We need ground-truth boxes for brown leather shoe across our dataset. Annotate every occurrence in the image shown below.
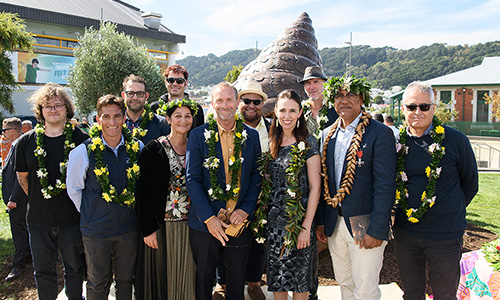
[247,284,265,300]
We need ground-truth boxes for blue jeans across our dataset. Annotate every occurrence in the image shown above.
[28,224,84,300]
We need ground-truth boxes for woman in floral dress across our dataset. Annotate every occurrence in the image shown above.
[136,99,198,300]
[265,90,321,300]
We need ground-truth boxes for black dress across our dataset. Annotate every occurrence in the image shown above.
[266,134,319,293]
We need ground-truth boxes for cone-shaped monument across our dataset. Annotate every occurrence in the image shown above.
[235,12,323,109]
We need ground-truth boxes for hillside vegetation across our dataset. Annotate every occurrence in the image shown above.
[178,41,500,89]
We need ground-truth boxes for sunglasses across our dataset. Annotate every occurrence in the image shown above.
[241,98,262,106]
[166,77,186,84]
[1,128,15,133]
[124,91,146,98]
[404,103,433,112]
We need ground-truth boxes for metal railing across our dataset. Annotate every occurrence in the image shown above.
[471,143,500,169]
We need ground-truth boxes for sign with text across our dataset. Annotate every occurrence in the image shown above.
[16,52,75,85]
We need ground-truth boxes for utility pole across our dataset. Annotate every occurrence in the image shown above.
[345,32,352,77]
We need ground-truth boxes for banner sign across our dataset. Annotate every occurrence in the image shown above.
[16,52,75,85]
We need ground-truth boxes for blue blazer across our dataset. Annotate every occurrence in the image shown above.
[317,119,396,240]
[186,123,262,233]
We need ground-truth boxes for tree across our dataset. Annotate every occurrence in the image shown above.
[0,13,35,114]
[484,91,500,120]
[68,22,166,115]
[373,95,384,104]
[434,100,458,124]
[224,65,243,83]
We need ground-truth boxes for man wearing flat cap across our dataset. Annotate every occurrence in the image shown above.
[301,66,339,138]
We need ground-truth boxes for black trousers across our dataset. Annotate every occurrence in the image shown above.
[8,202,30,268]
[394,227,463,300]
[190,227,251,300]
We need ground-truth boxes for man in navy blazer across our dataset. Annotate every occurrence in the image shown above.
[186,81,261,300]
[316,76,396,300]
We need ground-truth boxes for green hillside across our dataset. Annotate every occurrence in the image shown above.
[178,41,500,89]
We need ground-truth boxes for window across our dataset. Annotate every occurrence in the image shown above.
[477,90,489,122]
[440,91,452,104]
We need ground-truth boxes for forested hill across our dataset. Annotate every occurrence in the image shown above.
[177,41,500,89]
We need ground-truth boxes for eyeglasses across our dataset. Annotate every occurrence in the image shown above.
[42,104,65,111]
[124,91,146,98]
[404,103,433,112]
[334,93,358,102]
[1,128,15,133]
[166,77,186,84]
[241,98,262,106]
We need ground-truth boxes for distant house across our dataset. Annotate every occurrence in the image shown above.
[391,57,500,135]
[1,0,185,116]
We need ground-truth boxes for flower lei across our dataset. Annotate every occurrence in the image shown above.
[203,113,247,202]
[396,117,445,223]
[321,111,371,207]
[34,122,76,199]
[301,98,332,138]
[252,141,309,252]
[88,124,141,207]
[156,98,198,116]
[131,103,153,139]
[323,75,372,107]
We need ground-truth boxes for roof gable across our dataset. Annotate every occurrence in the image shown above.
[426,57,500,86]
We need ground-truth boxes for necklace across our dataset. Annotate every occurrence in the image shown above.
[203,114,247,202]
[34,122,75,199]
[302,98,331,138]
[321,111,371,207]
[252,141,309,251]
[396,117,445,223]
[88,124,140,207]
[131,103,152,139]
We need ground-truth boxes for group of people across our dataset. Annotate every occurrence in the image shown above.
[0,63,479,300]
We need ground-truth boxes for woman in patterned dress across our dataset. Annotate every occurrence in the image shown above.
[265,90,321,300]
[136,100,197,300]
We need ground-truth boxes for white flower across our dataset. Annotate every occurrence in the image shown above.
[256,237,266,244]
[297,141,306,151]
[203,129,211,141]
[287,189,296,198]
[436,167,442,176]
[208,188,213,196]
[262,219,267,225]
[401,172,408,182]
[240,157,244,164]
[37,170,46,178]
[226,184,231,191]
[241,130,248,142]
[428,143,439,153]
[396,143,402,153]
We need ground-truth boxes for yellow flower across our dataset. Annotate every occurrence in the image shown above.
[425,166,431,177]
[235,132,242,138]
[126,144,130,151]
[99,144,104,151]
[140,130,146,137]
[94,168,103,176]
[132,163,140,173]
[127,169,133,179]
[132,142,140,152]
[121,188,128,195]
[60,183,66,189]
[408,217,420,223]
[406,209,413,217]
[395,189,400,200]
[110,189,115,194]
[435,125,444,134]
[103,193,112,202]
[430,201,435,208]
[90,144,96,151]
[215,133,219,142]
[233,187,240,194]
[421,191,427,201]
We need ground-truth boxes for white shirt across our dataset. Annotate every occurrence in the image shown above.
[254,117,269,153]
[334,113,362,190]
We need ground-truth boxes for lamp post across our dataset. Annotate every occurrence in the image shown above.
[345,32,352,77]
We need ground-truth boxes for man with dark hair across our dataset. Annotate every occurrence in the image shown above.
[317,76,396,300]
[67,94,143,300]
[384,115,399,141]
[20,58,50,83]
[152,64,204,128]
[16,83,87,300]
[394,81,478,300]
[121,74,170,144]
[186,82,261,300]
[2,118,30,282]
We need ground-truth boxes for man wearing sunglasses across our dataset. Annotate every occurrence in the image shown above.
[122,74,170,144]
[2,118,30,282]
[394,81,478,300]
[152,64,204,128]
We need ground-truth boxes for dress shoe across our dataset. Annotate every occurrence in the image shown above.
[247,284,265,300]
[5,267,24,282]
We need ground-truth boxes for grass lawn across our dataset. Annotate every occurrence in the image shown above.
[466,173,500,235]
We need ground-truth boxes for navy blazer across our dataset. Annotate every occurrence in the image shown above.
[186,122,262,233]
[317,118,396,240]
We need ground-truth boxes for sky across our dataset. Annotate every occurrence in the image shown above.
[126,0,500,60]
